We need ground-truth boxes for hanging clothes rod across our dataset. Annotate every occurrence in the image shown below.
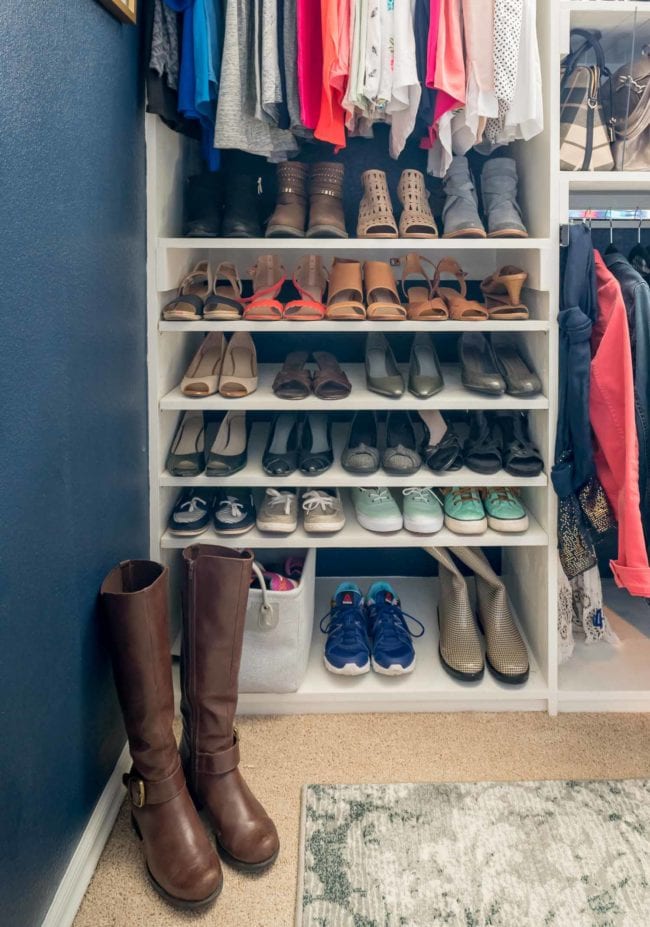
[568,209,650,222]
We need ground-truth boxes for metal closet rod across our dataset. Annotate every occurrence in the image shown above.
[568,209,650,222]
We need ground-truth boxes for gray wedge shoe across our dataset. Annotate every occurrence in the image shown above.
[480,158,528,239]
[424,546,484,681]
[459,333,506,396]
[441,156,486,239]
[450,547,530,684]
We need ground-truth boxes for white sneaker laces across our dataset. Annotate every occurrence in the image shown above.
[219,496,244,518]
[179,496,207,514]
[361,488,392,504]
[302,490,337,513]
[265,488,295,514]
[403,487,438,505]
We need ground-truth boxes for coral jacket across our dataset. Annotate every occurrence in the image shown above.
[591,251,650,597]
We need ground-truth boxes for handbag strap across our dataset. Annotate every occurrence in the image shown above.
[564,28,608,76]
[251,561,278,630]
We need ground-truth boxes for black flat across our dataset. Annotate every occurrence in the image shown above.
[299,413,333,475]
[262,413,302,476]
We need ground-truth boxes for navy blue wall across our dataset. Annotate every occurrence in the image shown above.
[0,3,147,925]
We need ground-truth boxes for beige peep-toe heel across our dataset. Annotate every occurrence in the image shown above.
[218,332,258,397]
[180,332,226,397]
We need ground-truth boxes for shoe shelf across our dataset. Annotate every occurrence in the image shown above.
[235,577,549,715]
[160,365,550,413]
[159,319,551,334]
[160,497,548,551]
[159,423,548,489]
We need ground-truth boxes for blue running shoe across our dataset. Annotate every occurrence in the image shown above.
[320,583,370,675]
[366,582,424,675]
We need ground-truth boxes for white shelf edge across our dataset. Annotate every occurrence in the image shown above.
[160,237,554,251]
[159,320,551,333]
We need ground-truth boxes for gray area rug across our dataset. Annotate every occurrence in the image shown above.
[297,781,650,927]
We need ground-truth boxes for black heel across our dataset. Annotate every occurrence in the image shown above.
[262,413,301,476]
[299,413,333,475]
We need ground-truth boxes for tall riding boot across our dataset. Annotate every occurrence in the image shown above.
[424,546,484,682]
[449,546,530,684]
[266,161,309,237]
[100,560,222,909]
[180,545,280,871]
[307,162,348,238]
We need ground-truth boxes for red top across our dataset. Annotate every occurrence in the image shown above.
[315,0,350,148]
[297,0,324,131]
[591,251,650,597]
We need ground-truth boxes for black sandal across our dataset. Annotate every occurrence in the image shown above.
[299,413,333,475]
[495,411,544,477]
[464,411,502,475]
[418,411,462,472]
[262,413,302,476]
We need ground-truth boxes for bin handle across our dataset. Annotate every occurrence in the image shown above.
[251,561,278,630]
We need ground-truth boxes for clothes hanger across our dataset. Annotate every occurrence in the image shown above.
[629,208,650,278]
[604,210,618,255]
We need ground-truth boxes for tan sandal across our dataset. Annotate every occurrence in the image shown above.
[243,255,286,321]
[219,332,258,397]
[203,262,244,320]
[326,259,366,320]
[433,258,488,321]
[181,332,226,397]
[480,266,529,320]
[162,261,210,321]
[284,255,328,320]
[397,170,438,238]
[357,170,398,239]
[364,261,407,320]
[401,253,448,320]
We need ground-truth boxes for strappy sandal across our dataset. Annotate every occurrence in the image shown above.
[480,266,529,320]
[357,170,399,239]
[284,255,327,321]
[218,331,257,397]
[312,351,352,400]
[203,262,244,320]
[166,411,206,476]
[243,255,287,321]
[433,258,489,321]
[419,411,463,473]
[397,169,439,238]
[180,332,226,397]
[162,261,210,321]
[364,261,407,321]
[272,351,312,400]
[495,411,544,478]
[326,259,366,320]
[463,411,502,475]
[401,253,448,321]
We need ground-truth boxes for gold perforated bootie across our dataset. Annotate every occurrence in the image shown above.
[397,169,438,238]
[357,170,399,239]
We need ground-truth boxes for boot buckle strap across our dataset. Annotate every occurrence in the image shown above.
[124,763,185,807]
[196,734,241,776]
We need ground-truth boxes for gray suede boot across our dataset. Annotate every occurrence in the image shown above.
[480,158,528,239]
[441,156,486,239]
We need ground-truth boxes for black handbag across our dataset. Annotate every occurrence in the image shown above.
[560,29,615,171]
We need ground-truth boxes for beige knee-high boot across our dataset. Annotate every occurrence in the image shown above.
[424,546,484,681]
[449,547,529,684]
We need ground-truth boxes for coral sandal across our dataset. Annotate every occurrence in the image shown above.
[326,259,366,320]
[480,266,529,320]
[364,261,407,321]
[162,261,210,320]
[284,255,327,321]
[243,255,287,321]
[433,258,488,321]
[401,253,449,320]
[203,262,244,320]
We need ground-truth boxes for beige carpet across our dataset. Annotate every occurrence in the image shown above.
[74,712,650,927]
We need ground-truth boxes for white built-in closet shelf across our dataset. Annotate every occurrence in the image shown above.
[159,319,551,333]
[565,172,650,193]
[159,237,553,252]
[159,365,549,412]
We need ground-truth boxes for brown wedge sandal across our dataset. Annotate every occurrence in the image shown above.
[284,255,327,320]
[312,351,352,399]
[397,170,439,238]
[181,332,226,397]
[272,351,312,400]
[326,259,366,320]
[162,261,210,321]
[401,253,449,320]
[364,261,407,321]
[480,266,529,320]
[433,258,488,321]
[357,170,399,239]
[203,262,244,320]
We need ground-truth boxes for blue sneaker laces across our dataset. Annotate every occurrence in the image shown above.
[367,592,425,653]
[320,594,368,652]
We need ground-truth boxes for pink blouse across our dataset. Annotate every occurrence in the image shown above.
[297,0,324,130]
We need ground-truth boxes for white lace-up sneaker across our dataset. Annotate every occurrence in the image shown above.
[256,488,298,533]
[302,489,346,534]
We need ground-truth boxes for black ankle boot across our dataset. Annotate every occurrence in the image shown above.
[184,172,223,237]
[222,174,262,238]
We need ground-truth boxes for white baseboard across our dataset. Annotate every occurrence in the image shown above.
[41,742,130,927]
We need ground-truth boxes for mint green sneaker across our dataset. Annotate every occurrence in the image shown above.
[402,488,443,534]
[444,487,487,535]
[484,488,529,532]
[352,487,403,533]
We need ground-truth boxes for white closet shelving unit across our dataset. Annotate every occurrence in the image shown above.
[146,0,650,717]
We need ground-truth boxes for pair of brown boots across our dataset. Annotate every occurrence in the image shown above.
[100,546,278,910]
[266,161,347,239]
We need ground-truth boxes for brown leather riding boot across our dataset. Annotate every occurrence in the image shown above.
[180,545,280,871]
[265,161,308,237]
[100,561,222,909]
[307,162,348,238]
